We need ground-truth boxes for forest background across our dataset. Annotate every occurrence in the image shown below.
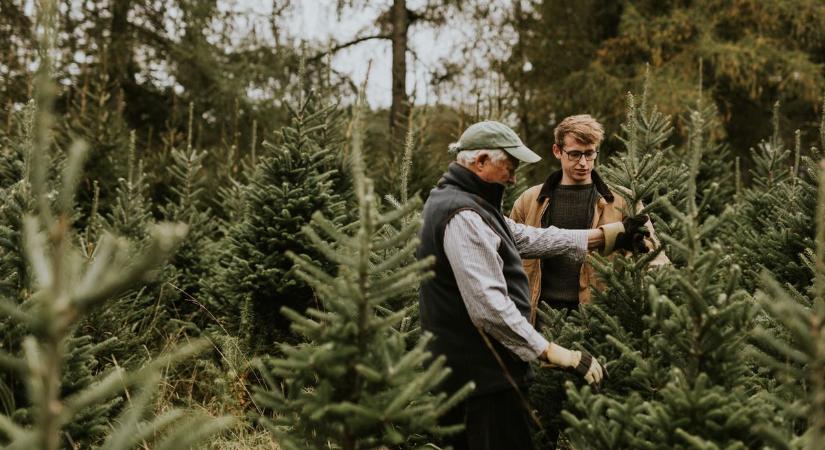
[1,0,825,449]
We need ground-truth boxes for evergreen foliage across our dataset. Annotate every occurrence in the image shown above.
[730,102,820,292]
[502,0,825,157]
[213,91,346,353]
[0,3,233,448]
[750,173,825,448]
[0,103,36,300]
[0,3,823,448]
[158,108,217,317]
[253,96,471,450]
[103,131,153,242]
[528,90,782,449]
[59,74,131,220]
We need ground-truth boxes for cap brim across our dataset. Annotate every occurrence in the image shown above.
[504,145,541,163]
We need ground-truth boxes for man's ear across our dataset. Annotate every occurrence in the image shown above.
[552,144,562,160]
[476,152,490,167]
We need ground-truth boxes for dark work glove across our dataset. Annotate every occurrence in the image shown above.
[574,352,606,389]
[542,345,607,389]
[616,214,651,253]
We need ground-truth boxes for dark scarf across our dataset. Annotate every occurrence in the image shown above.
[537,169,614,203]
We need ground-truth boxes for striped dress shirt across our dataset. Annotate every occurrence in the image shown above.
[443,210,589,361]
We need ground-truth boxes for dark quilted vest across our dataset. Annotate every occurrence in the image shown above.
[417,163,533,397]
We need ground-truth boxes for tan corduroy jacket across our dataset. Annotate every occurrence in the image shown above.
[510,170,670,324]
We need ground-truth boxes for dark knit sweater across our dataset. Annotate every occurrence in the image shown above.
[540,184,597,303]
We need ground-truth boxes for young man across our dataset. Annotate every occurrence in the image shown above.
[417,120,651,450]
[509,114,668,448]
[511,114,668,323]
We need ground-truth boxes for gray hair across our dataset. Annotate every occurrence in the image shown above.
[455,149,509,166]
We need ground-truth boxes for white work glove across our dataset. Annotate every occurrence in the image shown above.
[542,343,605,386]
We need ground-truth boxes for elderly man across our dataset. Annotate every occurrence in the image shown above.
[417,121,649,450]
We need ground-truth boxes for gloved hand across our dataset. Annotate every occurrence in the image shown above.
[542,343,605,386]
[616,214,651,253]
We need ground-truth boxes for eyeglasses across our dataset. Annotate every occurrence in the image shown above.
[560,148,598,161]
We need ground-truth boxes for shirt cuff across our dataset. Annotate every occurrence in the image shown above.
[526,332,551,361]
[571,229,589,262]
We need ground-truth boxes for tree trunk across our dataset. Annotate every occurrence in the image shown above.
[513,0,532,144]
[107,0,132,97]
[389,0,409,149]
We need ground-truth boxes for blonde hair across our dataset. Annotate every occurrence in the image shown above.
[554,114,604,147]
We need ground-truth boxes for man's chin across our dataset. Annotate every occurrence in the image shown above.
[571,174,590,182]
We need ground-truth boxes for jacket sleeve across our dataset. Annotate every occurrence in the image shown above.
[509,189,527,223]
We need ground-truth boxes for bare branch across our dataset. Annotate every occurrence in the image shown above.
[310,34,392,62]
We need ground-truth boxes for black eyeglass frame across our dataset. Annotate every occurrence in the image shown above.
[559,147,599,161]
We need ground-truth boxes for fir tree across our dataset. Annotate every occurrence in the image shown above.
[253,95,471,450]
[557,96,774,449]
[749,99,825,450]
[528,87,676,448]
[158,105,218,319]
[59,72,130,222]
[79,130,160,361]
[750,164,825,449]
[103,131,153,242]
[213,91,345,353]
[733,102,817,291]
[0,102,36,301]
[0,3,233,447]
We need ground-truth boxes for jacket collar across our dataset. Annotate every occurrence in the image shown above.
[537,169,614,203]
[439,162,505,210]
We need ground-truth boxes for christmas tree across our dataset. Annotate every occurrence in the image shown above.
[733,102,817,292]
[252,95,471,450]
[0,2,233,447]
[213,91,346,353]
[748,96,825,450]
[544,91,775,449]
[158,105,218,319]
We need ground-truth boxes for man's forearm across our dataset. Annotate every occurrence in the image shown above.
[506,217,588,261]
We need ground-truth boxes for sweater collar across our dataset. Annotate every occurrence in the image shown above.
[537,169,614,203]
[439,162,505,209]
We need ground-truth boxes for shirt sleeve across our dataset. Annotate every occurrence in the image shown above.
[505,216,588,262]
[443,210,549,361]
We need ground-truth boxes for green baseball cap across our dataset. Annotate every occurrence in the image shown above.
[452,120,541,163]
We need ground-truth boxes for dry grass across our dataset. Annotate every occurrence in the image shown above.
[203,424,280,449]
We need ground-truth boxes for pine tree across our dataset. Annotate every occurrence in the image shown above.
[213,91,345,353]
[527,87,676,448]
[103,131,153,242]
[733,102,817,291]
[0,102,36,432]
[0,102,36,301]
[0,3,233,447]
[750,160,825,449]
[78,130,160,362]
[557,95,774,449]
[382,125,425,336]
[59,72,130,222]
[252,95,471,450]
[158,103,218,319]
[748,98,825,450]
